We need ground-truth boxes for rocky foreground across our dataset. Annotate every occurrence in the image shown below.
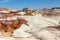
[0,8,60,40]
[0,15,60,40]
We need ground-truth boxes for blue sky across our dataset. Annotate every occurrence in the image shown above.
[0,0,60,10]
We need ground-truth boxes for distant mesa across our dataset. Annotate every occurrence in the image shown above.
[51,7,60,10]
[0,8,19,14]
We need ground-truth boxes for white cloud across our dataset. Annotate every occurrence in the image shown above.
[0,0,11,6]
[3,0,11,2]
[0,0,11,3]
